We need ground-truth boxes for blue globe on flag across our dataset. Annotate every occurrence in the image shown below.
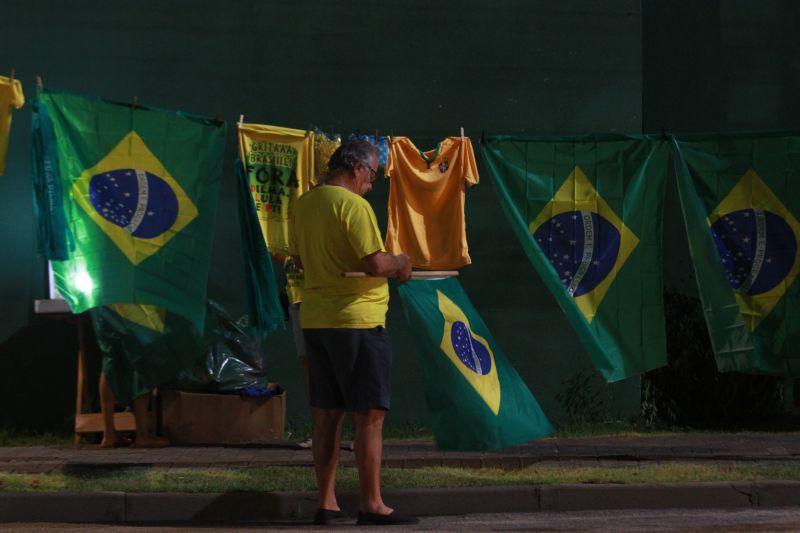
[533,211,621,297]
[89,169,179,239]
[450,321,492,375]
[710,208,797,295]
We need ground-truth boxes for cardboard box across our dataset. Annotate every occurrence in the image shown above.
[160,386,285,445]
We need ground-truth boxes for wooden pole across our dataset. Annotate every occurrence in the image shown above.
[342,270,458,278]
[74,317,86,445]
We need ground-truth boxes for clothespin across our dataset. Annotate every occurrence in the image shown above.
[9,68,15,81]
[460,126,465,140]
[238,114,244,128]
[35,75,44,92]
[131,96,138,111]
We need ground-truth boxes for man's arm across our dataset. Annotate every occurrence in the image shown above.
[362,251,412,281]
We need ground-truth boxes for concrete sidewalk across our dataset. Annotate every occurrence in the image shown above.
[1,432,799,473]
[1,434,799,524]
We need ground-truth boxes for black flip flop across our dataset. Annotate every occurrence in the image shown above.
[356,511,420,526]
[313,508,352,525]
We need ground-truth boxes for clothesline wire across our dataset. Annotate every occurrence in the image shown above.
[235,117,468,143]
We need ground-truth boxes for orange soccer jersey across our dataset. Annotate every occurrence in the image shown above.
[385,136,479,269]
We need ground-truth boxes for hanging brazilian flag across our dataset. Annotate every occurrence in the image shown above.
[673,133,800,376]
[481,135,669,381]
[32,88,225,331]
[91,303,204,404]
[398,278,552,451]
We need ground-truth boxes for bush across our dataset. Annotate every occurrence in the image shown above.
[642,289,787,428]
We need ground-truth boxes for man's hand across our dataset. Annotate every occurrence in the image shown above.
[362,251,412,279]
[394,253,412,282]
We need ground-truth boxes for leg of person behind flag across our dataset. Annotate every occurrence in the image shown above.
[99,372,168,448]
[99,372,129,448]
[132,390,169,448]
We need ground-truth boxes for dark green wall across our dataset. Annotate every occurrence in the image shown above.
[642,0,800,295]
[5,0,792,430]
[643,0,800,134]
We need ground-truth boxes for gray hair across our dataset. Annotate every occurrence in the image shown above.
[327,139,379,174]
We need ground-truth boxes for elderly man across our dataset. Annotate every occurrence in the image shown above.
[290,139,417,526]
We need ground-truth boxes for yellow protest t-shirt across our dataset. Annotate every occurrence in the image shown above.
[385,136,479,269]
[238,123,314,255]
[0,76,24,175]
[290,185,388,329]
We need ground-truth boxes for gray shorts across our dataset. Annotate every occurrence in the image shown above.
[303,327,392,412]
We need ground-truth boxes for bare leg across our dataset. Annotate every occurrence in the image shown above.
[353,409,391,515]
[133,391,169,448]
[99,373,128,448]
[312,407,345,510]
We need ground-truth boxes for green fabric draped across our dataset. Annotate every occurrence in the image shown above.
[398,278,552,451]
[236,159,284,338]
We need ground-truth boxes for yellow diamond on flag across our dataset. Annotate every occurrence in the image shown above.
[71,131,198,265]
[438,290,501,415]
[109,303,166,333]
[708,168,800,331]
[528,166,639,323]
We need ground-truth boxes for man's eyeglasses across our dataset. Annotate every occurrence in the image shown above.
[361,162,378,181]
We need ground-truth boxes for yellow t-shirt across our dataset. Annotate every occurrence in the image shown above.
[0,76,24,176]
[238,123,314,255]
[385,136,479,269]
[290,185,389,329]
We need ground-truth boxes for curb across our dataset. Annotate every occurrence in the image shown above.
[1,482,799,523]
[3,455,799,474]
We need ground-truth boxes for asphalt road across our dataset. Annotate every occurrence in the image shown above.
[3,508,800,531]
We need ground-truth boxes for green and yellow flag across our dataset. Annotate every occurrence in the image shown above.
[674,134,800,375]
[236,158,284,337]
[398,278,552,451]
[0,75,24,175]
[32,88,225,331]
[481,136,669,381]
[91,303,203,405]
